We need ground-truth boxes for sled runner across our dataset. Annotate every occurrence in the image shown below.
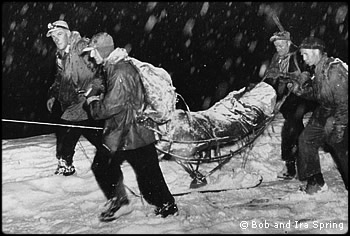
[153,82,278,188]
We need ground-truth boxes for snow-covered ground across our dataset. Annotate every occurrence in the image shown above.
[2,113,348,234]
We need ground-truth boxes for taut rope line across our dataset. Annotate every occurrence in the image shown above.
[2,119,103,130]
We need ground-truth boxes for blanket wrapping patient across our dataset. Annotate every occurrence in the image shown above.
[155,82,277,159]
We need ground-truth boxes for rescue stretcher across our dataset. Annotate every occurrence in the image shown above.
[155,82,279,188]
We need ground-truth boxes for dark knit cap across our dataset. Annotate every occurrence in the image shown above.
[82,32,114,59]
[300,37,325,50]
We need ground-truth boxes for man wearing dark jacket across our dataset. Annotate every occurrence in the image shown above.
[264,31,317,180]
[290,36,348,194]
[82,32,178,222]
[46,20,104,176]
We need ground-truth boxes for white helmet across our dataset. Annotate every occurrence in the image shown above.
[46,20,69,37]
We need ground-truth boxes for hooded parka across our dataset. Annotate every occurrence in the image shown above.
[88,59,156,152]
[48,31,97,121]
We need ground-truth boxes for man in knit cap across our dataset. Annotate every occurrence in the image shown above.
[264,31,317,180]
[289,36,348,194]
[82,32,178,222]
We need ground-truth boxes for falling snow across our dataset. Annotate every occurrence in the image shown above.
[2,113,348,233]
[2,3,348,233]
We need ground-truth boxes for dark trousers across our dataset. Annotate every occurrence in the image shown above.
[297,116,348,188]
[280,93,317,162]
[55,119,104,165]
[50,100,104,165]
[92,143,175,208]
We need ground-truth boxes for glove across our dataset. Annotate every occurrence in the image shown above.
[329,125,346,144]
[46,97,55,113]
[299,71,311,85]
[286,80,300,94]
[84,78,105,98]
[84,78,105,105]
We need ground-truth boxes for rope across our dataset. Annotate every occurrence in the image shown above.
[77,140,92,163]
[158,79,291,180]
[2,119,103,130]
[124,184,144,206]
[177,93,216,140]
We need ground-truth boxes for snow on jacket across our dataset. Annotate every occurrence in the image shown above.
[88,59,156,152]
[295,53,348,128]
[48,31,97,121]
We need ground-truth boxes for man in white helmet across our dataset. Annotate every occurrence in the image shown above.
[46,20,104,176]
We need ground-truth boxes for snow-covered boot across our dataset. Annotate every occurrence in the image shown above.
[54,158,76,176]
[99,196,132,222]
[299,173,328,195]
[278,161,296,180]
[154,202,178,218]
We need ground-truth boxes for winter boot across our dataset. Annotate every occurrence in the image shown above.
[99,196,132,222]
[54,158,76,176]
[155,202,178,218]
[278,161,296,180]
[299,173,328,195]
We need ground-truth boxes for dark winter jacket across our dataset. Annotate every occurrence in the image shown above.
[295,54,348,129]
[88,60,156,153]
[264,44,305,100]
[48,31,97,121]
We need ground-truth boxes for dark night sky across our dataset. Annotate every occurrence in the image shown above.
[2,2,348,139]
